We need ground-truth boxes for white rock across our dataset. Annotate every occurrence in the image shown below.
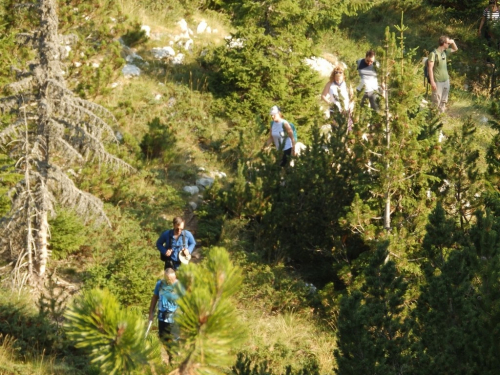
[197,20,208,34]
[294,142,307,156]
[200,49,208,57]
[206,26,212,34]
[178,19,189,32]
[225,36,244,49]
[184,39,193,51]
[438,130,445,143]
[198,167,206,172]
[196,177,214,188]
[125,52,143,62]
[189,202,197,210]
[115,131,123,142]
[304,56,335,78]
[110,82,119,88]
[80,52,85,58]
[183,186,200,195]
[481,116,489,123]
[154,94,162,100]
[73,61,82,67]
[141,25,151,38]
[151,47,175,59]
[172,53,185,65]
[167,97,176,107]
[110,17,116,22]
[92,62,100,68]
[212,28,218,33]
[122,64,141,77]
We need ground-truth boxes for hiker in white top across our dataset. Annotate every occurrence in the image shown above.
[322,65,351,113]
[264,105,295,167]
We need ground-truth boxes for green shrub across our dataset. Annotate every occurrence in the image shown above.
[49,209,87,260]
[120,22,148,47]
[140,117,177,160]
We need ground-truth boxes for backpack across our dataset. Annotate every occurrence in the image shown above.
[423,50,438,84]
[160,230,186,262]
[271,120,298,142]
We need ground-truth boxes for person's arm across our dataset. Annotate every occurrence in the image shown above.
[156,231,172,257]
[263,126,273,150]
[283,121,296,156]
[479,16,485,37]
[321,81,332,104]
[448,39,458,53]
[428,59,436,91]
[185,231,196,254]
[148,294,159,321]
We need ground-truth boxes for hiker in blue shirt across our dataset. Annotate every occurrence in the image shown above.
[156,217,196,270]
[148,268,183,348]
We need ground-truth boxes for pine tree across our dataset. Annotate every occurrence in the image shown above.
[411,204,487,375]
[65,287,161,375]
[171,246,247,375]
[0,0,133,284]
[432,119,483,230]
[334,243,411,375]
[342,18,442,277]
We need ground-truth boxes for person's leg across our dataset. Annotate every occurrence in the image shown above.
[360,92,368,107]
[431,82,443,110]
[280,148,292,167]
[164,258,174,270]
[158,320,172,343]
[367,91,379,111]
[437,80,450,113]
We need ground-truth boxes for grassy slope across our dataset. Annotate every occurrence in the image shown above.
[1,0,497,374]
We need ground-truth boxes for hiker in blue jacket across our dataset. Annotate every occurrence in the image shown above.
[156,216,196,270]
[148,268,183,349]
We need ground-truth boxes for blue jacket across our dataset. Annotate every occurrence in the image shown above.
[156,229,196,262]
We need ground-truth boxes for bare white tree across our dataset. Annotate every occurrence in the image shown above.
[0,0,134,285]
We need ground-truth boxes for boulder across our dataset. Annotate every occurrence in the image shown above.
[151,46,175,59]
[196,177,214,189]
[122,64,141,77]
[183,186,200,195]
[197,20,208,34]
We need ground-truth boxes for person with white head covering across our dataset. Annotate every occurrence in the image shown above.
[263,105,296,167]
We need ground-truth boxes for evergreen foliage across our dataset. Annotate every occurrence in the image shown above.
[172,246,247,374]
[202,26,320,140]
[232,352,321,375]
[431,119,483,229]
[207,0,373,39]
[49,208,87,260]
[65,287,161,375]
[334,244,410,375]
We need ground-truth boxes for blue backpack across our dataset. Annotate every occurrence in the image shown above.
[271,120,298,142]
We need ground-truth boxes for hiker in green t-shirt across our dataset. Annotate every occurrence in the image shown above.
[428,35,458,113]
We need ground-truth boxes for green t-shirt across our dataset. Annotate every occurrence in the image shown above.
[429,48,451,83]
